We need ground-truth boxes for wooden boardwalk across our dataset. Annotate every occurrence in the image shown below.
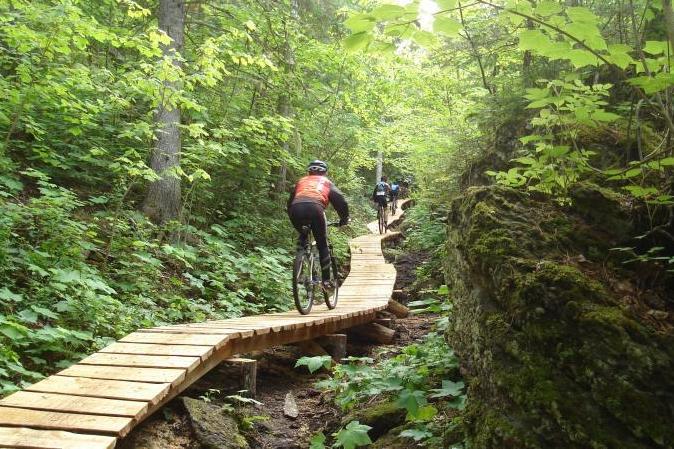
[0,201,409,449]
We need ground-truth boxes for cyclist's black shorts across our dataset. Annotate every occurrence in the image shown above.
[374,195,388,207]
[288,201,331,278]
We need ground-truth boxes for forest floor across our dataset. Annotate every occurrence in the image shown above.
[120,219,430,449]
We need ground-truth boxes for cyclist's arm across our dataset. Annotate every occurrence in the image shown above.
[287,185,296,211]
[329,185,349,222]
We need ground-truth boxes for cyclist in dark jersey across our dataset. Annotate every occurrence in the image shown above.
[372,176,391,208]
[390,180,400,210]
[287,160,349,288]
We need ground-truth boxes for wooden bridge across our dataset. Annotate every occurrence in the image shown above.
[0,202,409,448]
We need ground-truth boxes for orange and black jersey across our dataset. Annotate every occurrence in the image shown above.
[287,175,349,220]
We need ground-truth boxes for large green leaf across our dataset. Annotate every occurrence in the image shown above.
[371,4,405,20]
[0,321,29,339]
[309,432,326,449]
[567,49,599,68]
[0,288,22,303]
[396,389,427,414]
[518,29,548,51]
[567,6,599,25]
[629,73,674,94]
[643,40,668,55]
[607,44,636,69]
[592,110,621,122]
[344,14,376,33]
[400,427,433,442]
[334,421,372,449]
[436,0,457,9]
[430,380,465,398]
[294,355,332,373]
[535,0,563,16]
[433,16,461,37]
[343,32,373,52]
[412,30,437,47]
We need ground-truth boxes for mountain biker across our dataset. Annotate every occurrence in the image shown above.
[372,176,391,210]
[287,160,349,289]
[390,180,400,211]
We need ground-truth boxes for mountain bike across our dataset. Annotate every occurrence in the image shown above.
[377,201,388,234]
[390,195,398,215]
[292,222,340,315]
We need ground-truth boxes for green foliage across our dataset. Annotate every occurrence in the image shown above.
[317,329,464,444]
[295,355,333,374]
[309,432,327,449]
[333,420,373,449]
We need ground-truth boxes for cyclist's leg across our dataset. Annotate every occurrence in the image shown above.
[288,203,311,250]
[308,205,331,281]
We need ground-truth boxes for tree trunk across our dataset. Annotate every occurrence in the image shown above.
[375,149,383,183]
[276,95,291,193]
[664,0,674,55]
[275,0,298,193]
[143,0,185,226]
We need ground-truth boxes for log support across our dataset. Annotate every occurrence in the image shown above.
[387,299,410,318]
[348,322,395,344]
[223,357,257,398]
[294,339,330,357]
[375,318,394,328]
[316,334,347,363]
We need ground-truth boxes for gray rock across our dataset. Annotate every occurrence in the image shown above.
[283,392,299,419]
[182,397,248,449]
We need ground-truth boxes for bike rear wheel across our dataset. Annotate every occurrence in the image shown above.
[378,204,386,234]
[293,246,316,315]
[322,253,339,309]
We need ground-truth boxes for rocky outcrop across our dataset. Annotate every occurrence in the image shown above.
[444,184,674,448]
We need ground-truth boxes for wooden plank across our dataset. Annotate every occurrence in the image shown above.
[173,324,272,335]
[139,327,251,338]
[0,391,147,419]
[79,353,200,371]
[100,342,213,359]
[120,331,228,348]
[26,376,170,404]
[0,407,133,437]
[58,364,185,385]
[0,427,116,449]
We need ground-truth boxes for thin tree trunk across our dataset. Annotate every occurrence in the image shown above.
[458,0,492,94]
[143,0,185,226]
[664,0,674,56]
[275,0,298,193]
[375,149,383,183]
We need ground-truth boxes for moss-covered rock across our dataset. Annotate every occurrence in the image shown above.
[182,397,249,449]
[369,425,410,449]
[445,185,674,449]
[341,401,406,440]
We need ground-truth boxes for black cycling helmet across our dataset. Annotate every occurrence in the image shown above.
[308,160,328,173]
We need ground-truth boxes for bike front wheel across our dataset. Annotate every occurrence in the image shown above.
[293,249,314,315]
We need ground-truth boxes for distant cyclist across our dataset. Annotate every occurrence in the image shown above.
[390,180,400,212]
[372,176,391,209]
[287,160,349,289]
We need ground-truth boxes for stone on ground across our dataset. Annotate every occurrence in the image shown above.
[182,397,248,449]
[283,392,299,419]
